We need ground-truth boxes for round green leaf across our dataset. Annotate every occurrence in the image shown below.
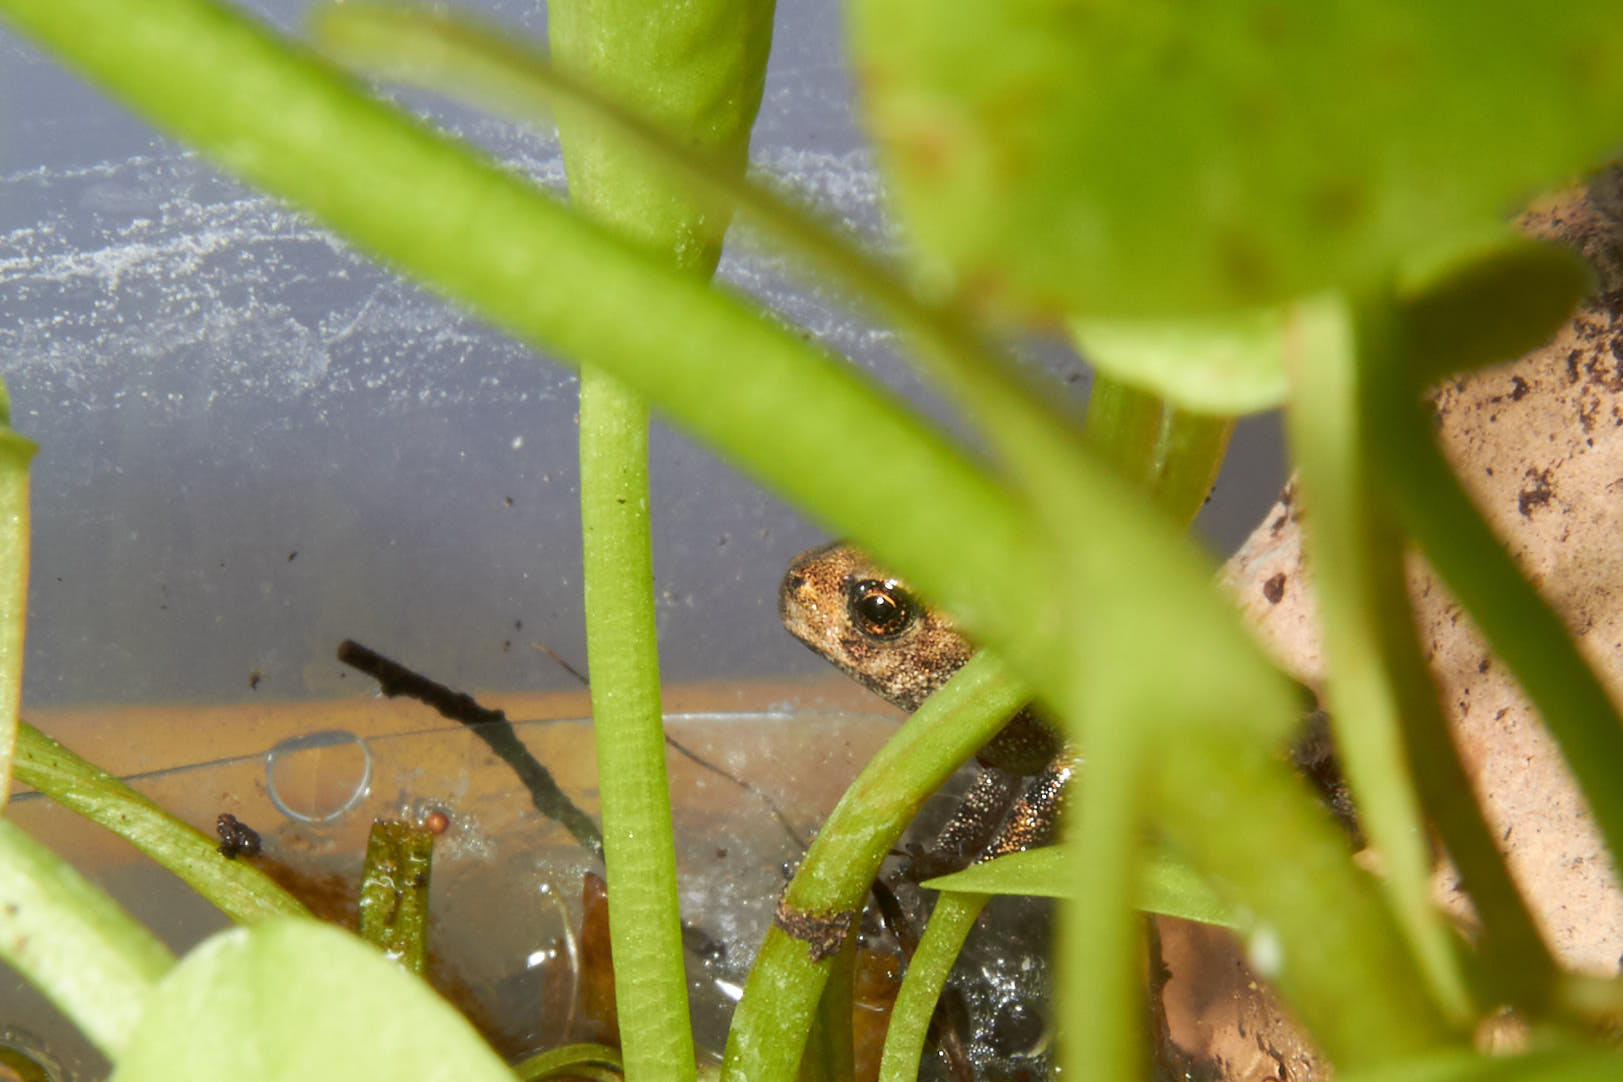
[1071,303,1293,413]
[110,919,513,1082]
[850,0,1623,319]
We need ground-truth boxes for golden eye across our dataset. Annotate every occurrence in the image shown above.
[848,578,915,638]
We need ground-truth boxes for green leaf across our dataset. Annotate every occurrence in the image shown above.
[922,846,1238,928]
[0,820,172,1060]
[849,0,1623,320]
[110,918,513,1082]
[1071,304,1291,414]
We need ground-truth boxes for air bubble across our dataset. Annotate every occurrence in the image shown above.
[264,729,371,823]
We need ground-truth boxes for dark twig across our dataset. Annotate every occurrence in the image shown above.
[337,639,605,859]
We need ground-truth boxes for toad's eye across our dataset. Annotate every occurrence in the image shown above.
[848,579,916,638]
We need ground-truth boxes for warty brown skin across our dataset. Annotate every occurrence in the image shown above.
[779,541,1061,776]
[778,541,973,712]
[779,541,1071,873]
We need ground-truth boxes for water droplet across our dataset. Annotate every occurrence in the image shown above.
[1246,924,1284,978]
[264,730,371,823]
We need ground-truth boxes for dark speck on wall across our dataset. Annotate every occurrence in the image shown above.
[249,670,261,690]
[1517,467,1555,517]
[287,550,298,561]
[1262,572,1287,605]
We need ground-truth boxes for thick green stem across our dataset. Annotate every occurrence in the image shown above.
[0,819,173,1059]
[877,892,987,1082]
[721,652,1028,1082]
[1358,308,1579,1008]
[545,0,771,1069]
[13,721,308,923]
[577,374,694,1080]
[1283,293,1477,1021]
[357,819,434,976]
[1058,706,1147,1082]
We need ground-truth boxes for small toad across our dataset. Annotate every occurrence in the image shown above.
[780,542,1359,867]
[780,541,1073,874]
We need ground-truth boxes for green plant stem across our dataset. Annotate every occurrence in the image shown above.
[0,400,35,808]
[1283,293,1475,1021]
[721,652,1028,1082]
[357,819,433,976]
[877,891,987,1082]
[1358,300,1585,1008]
[12,722,308,923]
[1368,329,1623,921]
[0,819,173,1059]
[576,374,695,1080]
[1058,696,1148,1082]
[803,927,858,1082]
[1083,373,1233,529]
[549,0,771,1065]
[512,1043,625,1082]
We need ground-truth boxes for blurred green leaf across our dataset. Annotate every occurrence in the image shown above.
[923,845,1238,928]
[110,919,512,1082]
[0,820,171,1060]
[1072,304,1291,413]
[1394,236,1592,388]
[849,0,1623,319]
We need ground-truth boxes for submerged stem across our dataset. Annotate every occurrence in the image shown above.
[357,819,434,975]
